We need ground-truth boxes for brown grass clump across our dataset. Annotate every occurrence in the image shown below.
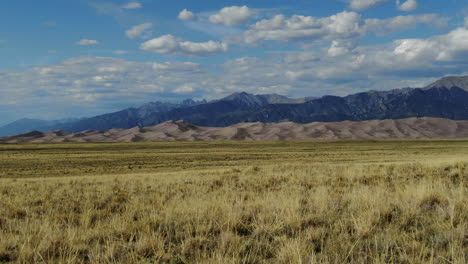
[0,140,467,263]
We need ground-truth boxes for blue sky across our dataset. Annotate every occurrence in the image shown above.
[1,0,468,125]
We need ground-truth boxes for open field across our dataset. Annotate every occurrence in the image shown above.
[0,140,467,263]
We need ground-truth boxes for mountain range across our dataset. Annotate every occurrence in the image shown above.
[1,75,468,137]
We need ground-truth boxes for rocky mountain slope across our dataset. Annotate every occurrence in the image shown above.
[138,77,468,127]
[2,117,468,143]
[425,75,468,90]
[2,75,468,136]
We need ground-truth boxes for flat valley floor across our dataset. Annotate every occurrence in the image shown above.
[0,140,467,263]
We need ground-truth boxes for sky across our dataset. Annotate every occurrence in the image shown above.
[1,0,468,125]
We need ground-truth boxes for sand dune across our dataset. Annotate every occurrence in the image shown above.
[2,117,468,143]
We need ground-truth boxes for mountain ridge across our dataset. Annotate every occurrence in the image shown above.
[425,75,468,91]
[0,99,207,137]
[2,117,468,143]
[2,75,468,136]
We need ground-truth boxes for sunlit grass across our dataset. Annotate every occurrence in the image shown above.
[0,140,467,263]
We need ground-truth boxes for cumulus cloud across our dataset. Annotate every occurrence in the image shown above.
[217,25,468,96]
[76,39,99,45]
[125,23,153,39]
[178,9,196,21]
[243,11,446,56]
[178,41,228,56]
[284,26,468,83]
[122,2,142,9]
[140,35,228,56]
[348,0,388,11]
[397,0,418,12]
[0,56,212,116]
[393,27,468,62]
[364,14,447,34]
[209,6,253,26]
[3,23,468,121]
[244,11,363,44]
[141,35,179,54]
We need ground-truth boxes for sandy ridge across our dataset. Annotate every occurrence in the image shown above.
[2,117,468,143]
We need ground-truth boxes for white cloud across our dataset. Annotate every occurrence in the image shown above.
[174,84,195,94]
[0,57,210,110]
[178,9,196,21]
[125,23,153,39]
[348,0,388,11]
[3,23,468,121]
[220,26,468,95]
[37,27,468,99]
[140,35,228,56]
[140,35,180,54]
[393,39,435,61]
[76,39,99,45]
[285,26,468,82]
[397,0,418,12]
[152,62,201,72]
[122,2,142,9]
[209,6,253,26]
[393,27,468,62]
[244,11,363,44]
[179,41,228,55]
[465,17,468,28]
[243,11,446,56]
[364,14,447,34]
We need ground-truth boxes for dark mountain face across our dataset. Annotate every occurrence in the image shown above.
[219,92,315,106]
[134,81,468,127]
[219,92,269,107]
[2,75,468,136]
[61,99,207,132]
[243,86,468,124]
[137,99,206,118]
[58,93,313,132]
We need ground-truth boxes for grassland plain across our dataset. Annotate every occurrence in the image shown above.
[0,140,467,263]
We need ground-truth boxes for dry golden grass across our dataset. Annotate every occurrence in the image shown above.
[0,140,467,263]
